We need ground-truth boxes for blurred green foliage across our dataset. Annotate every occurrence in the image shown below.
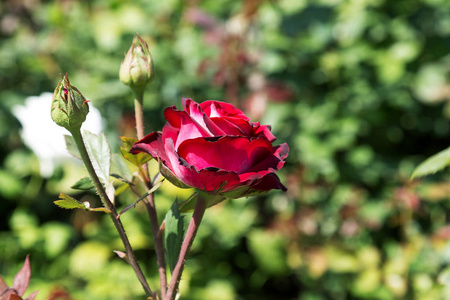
[2,0,450,299]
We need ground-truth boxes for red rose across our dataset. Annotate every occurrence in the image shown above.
[130,98,288,199]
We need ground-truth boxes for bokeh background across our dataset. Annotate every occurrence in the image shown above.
[2,0,450,299]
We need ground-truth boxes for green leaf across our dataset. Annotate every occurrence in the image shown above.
[83,130,111,184]
[71,176,94,190]
[111,153,133,182]
[164,199,185,273]
[64,135,80,159]
[120,136,152,167]
[54,193,110,213]
[412,145,450,179]
[120,136,138,150]
[54,193,86,209]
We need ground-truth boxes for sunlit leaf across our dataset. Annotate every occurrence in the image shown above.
[64,135,80,159]
[104,181,115,204]
[412,145,450,179]
[83,130,111,184]
[120,136,152,167]
[54,193,86,210]
[111,153,133,182]
[54,193,110,213]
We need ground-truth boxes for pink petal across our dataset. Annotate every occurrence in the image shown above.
[164,138,240,191]
[247,143,289,173]
[0,275,8,293]
[130,132,174,171]
[238,143,289,183]
[210,117,251,136]
[252,123,277,142]
[200,100,250,121]
[24,290,39,300]
[164,106,212,149]
[182,98,226,136]
[161,123,179,149]
[193,168,241,191]
[251,173,287,191]
[13,255,31,297]
[177,136,272,174]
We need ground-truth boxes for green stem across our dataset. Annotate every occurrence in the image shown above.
[165,193,207,300]
[134,91,168,298]
[134,90,146,141]
[70,128,154,298]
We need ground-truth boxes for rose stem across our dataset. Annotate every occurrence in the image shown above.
[70,128,154,298]
[134,90,168,298]
[165,193,207,300]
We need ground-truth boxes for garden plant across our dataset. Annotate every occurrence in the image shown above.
[3,1,450,300]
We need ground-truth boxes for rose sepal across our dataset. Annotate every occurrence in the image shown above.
[177,180,275,213]
[178,190,226,213]
[158,159,192,189]
[223,186,273,199]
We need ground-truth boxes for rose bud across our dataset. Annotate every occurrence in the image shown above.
[119,33,154,93]
[51,74,89,132]
[130,98,289,202]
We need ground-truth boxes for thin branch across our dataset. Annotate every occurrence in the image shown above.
[70,128,154,298]
[134,91,168,298]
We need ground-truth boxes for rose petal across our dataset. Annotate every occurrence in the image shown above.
[162,123,179,148]
[252,123,277,142]
[130,98,289,196]
[193,168,241,191]
[177,136,273,174]
[251,173,287,191]
[182,98,226,136]
[200,100,250,121]
[238,143,289,183]
[212,117,276,142]
[130,132,174,171]
[210,117,251,136]
[247,143,289,173]
[164,138,240,191]
[164,106,213,149]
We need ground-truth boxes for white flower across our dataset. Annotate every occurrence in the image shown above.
[13,92,104,178]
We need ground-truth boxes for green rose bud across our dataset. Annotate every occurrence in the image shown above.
[51,74,89,132]
[119,33,154,93]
